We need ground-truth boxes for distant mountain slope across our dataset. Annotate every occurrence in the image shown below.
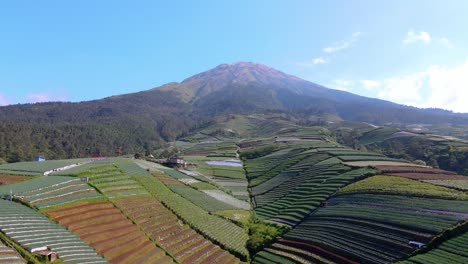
[1,62,468,162]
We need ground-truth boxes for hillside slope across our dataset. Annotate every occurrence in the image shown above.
[1,62,468,162]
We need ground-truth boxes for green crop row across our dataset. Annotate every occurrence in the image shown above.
[336,175,468,200]
[134,174,249,259]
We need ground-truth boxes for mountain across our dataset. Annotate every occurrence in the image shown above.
[162,62,468,123]
[1,61,468,162]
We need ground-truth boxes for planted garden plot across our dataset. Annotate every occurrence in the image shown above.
[9,177,103,209]
[423,179,468,190]
[0,175,30,186]
[46,201,172,264]
[262,192,468,264]
[202,190,250,210]
[82,164,149,198]
[0,240,24,264]
[113,197,240,264]
[254,166,375,226]
[206,159,243,167]
[134,174,249,259]
[181,141,238,157]
[336,176,468,200]
[184,156,246,180]
[167,184,239,212]
[0,159,90,176]
[375,165,467,181]
[344,160,416,167]
[400,228,468,264]
[0,199,106,264]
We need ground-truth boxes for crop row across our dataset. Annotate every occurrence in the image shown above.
[18,178,102,209]
[133,174,249,258]
[45,201,172,264]
[0,175,30,185]
[422,179,468,190]
[0,199,106,264]
[0,239,24,264]
[251,152,330,196]
[168,184,240,212]
[336,175,468,200]
[245,147,316,187]
[0,176,76,196]
[113,196,240,264]
[85,164,149,198]
[257,167,375,226]
[400,231,468,264]
[0,159,89,174]
[274,192,468,264]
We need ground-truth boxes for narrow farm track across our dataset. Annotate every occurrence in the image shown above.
[45,201,174,264]
[113,196,240,264]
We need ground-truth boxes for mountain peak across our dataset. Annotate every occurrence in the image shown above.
[158,62,304,101]
[183,61,301,84]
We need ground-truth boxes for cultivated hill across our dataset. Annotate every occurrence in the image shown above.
[1,62,468,162]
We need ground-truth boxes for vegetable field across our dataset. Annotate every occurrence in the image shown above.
[0,239,24,264]
[400,228,468,264]
[0,175,30,185]
[113,197,240,264]
[46,201,172,264]
[0,199,106,264]
[134,173,249,259]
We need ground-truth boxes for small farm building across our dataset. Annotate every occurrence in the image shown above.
[35,156,46,162]
[166,156,187,168]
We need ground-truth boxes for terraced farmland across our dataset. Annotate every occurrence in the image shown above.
[45,201,172,264]
[245,144,378,226]
[0,239,24,264]
[18,177,102,208]
[134,173,249,259]
[154,172,246,212]
[0,158,89,176]
[83,164,149,198]
[257,190,468,263]
[181,152,250,200]
[0,199,106,264]
[0,175,30,185]
[377,165,466,180]
[400,225,468,264]
[181,141,238,157]
[0,176,103,208]
[113,196,240,264]
[336,175,468,200]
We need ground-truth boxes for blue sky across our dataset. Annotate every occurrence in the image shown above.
[1,1,468,112]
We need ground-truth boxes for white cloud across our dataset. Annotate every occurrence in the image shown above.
[296,57,328,67]
[377,72,426,103]
[312,57,327,65]
[329,79,353,91]
[0,94,9,106]
[361,80,381,90]
[370,60,468,113]
[437,37,454,49]
[323,31,361,53]
[404,30,431,44]
[26,90,69,103]
[422,62,468,113]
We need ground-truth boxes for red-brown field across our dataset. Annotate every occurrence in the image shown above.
[45,201,174,264]
[0,175,30,185]
[375,165,456,175]
[375,165,467,180]
[385,172,467,180]
[113,196,239,264]
[155,173,182,185]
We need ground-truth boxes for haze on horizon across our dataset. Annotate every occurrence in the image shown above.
[1,0,467,113]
